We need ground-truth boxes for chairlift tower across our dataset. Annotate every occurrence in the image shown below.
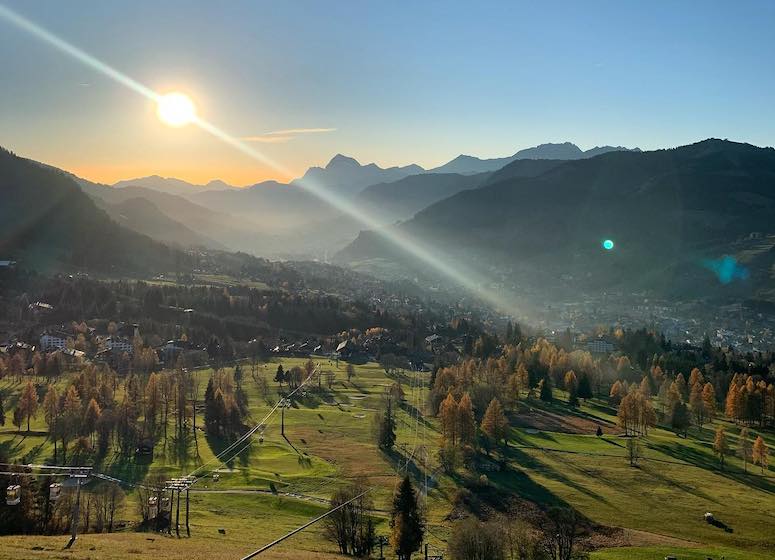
[163,476,195,537]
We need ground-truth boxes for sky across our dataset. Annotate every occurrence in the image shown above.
[1,0,774,186]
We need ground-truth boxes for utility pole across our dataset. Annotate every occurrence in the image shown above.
[175,488,181,537]
[280,398,291,437]
[167,490,173,535]
[66,478,81,549]
[64,466,92,549]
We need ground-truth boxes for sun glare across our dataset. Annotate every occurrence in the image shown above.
[156,92,196,127]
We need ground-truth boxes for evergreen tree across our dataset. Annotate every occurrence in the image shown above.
[274,364,285,386]
[390,476,424,560]
[568,383,579,407]
[670,401,690,437]
[376,396,396,450]
[577,372,593,400]
[539,377,553,403]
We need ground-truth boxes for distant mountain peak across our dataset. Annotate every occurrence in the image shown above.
[326,154,361,169]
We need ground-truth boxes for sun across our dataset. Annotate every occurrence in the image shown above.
[156,92,196,127]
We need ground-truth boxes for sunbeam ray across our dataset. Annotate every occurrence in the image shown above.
[0,3,515,315]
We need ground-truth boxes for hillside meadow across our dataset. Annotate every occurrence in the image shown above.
[1,358,773,559]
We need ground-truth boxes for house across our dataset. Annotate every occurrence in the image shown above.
[157,339,188,365]
[105,336,133,355]
[586,337,616,354]
[40,332,69,352]
[28,302,54,315]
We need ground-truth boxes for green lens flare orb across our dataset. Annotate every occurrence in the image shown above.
[602,239,615,250]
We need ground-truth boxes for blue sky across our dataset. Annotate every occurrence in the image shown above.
[1,0,773,184]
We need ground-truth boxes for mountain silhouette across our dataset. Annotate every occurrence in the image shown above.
[429,142,640,175]
[338,139,775,302]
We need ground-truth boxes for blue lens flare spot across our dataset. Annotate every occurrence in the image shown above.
[602,239,615,251]
[703,255,749,284]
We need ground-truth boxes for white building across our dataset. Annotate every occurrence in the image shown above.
[40,333,67,352]
[106,336,134,355]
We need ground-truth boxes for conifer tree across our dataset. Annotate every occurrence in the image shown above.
[752,435,769,474]
[439,393,459,446]
[539,377,553,403]
[19,380,38,432]
[390,476,424,560]
[738,427,752,473]
[481,398,509,448]
[713,426,728,470]
[457,393,476,448]
[701,383,716,422]
[376,396,397,450]
[577,372,593,400]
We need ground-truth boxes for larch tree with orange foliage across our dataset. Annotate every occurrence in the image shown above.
[439,393,459,446]
[713,426,728,469]
[752,436,769,474]
[457,393,477,448]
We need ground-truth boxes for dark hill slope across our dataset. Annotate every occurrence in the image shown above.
[338,140,775,298]
[0,148,187,273]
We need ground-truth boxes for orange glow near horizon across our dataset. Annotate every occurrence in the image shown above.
[67,162,297,187]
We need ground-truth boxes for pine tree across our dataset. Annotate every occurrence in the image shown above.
[274,364,285,386]
[752,435,769,474]
[577,372,593,400]
[481,398,509,448]
[670,401,690,437]
[539,377,553,403]
[377,396,397,450]
[568,383,579,407]
[390,476,424,560]
[713,426,728,470]
[738,427,752,473]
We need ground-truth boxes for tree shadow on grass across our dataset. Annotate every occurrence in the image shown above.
[501,446,614,507]
[649,440,775,495]
[381,446,425,487]
[204,429,253,470]
[102,452,152,486]
[0,436,27,461]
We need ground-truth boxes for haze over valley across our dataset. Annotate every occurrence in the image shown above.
[1,3,775,560]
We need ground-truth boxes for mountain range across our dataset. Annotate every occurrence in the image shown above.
[338,139,775,303]
[427,142,640,174]
[7,138,773,307]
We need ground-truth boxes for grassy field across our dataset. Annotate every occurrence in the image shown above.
[1,359,774,559]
